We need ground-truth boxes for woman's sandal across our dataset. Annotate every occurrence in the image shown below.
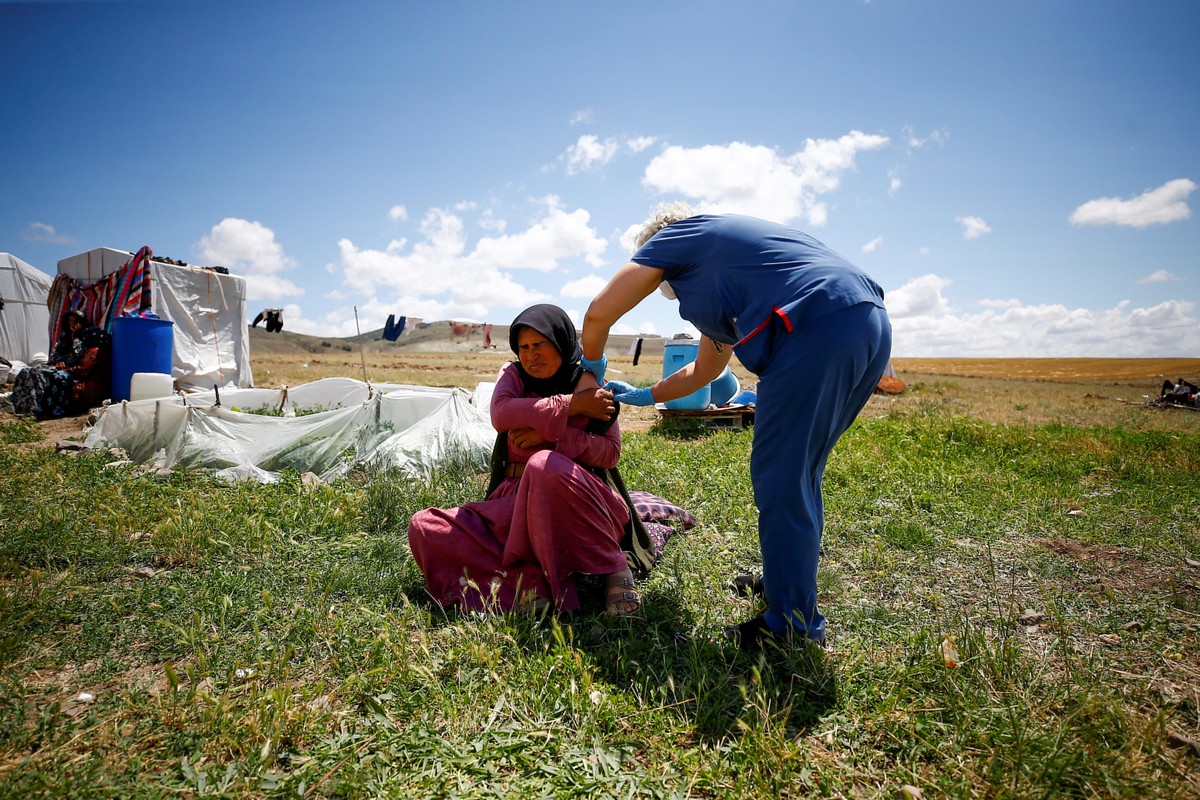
[604,574,641,616]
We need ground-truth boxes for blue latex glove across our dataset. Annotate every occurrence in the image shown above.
[612,386,655,407]
[580,353,607,384]
[604,380,637,395]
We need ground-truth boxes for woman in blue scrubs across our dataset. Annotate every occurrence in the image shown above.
[581,203,892,649]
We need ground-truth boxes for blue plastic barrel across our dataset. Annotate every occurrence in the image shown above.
[111,316,173,402]
[709,367,741,406]
[661,340,710,410]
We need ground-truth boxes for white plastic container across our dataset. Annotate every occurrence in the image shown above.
[129,371,174,402]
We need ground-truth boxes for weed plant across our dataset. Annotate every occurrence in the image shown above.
[0,403,1197,798]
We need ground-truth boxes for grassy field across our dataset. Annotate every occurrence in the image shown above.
[1,350,1198,798]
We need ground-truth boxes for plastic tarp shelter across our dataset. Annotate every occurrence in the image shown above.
[0,253,53,366]
[83,377,498,483]
[58,248,253,392]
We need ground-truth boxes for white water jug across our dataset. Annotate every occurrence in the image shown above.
[130,371,174,402]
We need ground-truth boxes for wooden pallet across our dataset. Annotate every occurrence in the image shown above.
[657,405,755,429]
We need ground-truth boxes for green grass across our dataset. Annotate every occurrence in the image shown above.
[1,404,1198,798]
[0,417,39,446]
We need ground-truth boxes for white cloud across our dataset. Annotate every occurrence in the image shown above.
[957,215,992,239]
[903,126,949,150]
[1138,269,1182,284]
[888,174,902,195]
[978,298,1022,309]
[197,218,302,301]
[640,132,889,226]
[626,136,656,153]
[886,277,1200,357]
[1070,178,1195,228]
[570,109,594,126]
[862,236,884,254]
[245,274,305,300]
[22,221,72,244]
[467,196,607,270]
[327,197,608,319]
[886,274,952,318]
[618,223,644,254]
[560,273,609,298]
[388,204,408,221]
[565,134,620,174]
[478,209,507,233]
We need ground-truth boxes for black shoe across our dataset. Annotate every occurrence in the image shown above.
[731,574,765,598]
[725,615,785,652]
[724,615,825,653]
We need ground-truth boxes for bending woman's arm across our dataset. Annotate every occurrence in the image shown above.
[581,262,663,363]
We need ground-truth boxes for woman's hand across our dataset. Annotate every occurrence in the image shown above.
[509,427,548,449]
[569,386,616,420]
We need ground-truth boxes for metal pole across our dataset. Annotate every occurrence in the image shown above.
[353,306,368,383]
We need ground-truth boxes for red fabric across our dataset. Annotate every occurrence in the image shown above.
[408,363,629,612]
[64,346,110,411]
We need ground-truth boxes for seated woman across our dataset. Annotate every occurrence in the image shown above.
[408,304,640,616]
[12,309,111,419]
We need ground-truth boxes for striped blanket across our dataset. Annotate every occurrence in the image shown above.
[48,246,154,345]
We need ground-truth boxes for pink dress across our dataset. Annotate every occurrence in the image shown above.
[408,362,630,612]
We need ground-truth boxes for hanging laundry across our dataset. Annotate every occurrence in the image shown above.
[627,337,644,366]
[382,314,406,341]
[252,308,284,332]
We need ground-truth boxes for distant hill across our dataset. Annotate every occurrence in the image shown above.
[249,321,670,358]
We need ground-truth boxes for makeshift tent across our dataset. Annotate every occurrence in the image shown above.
[55,247,253,391]
[83,377,496,483]
[0,253,54,366]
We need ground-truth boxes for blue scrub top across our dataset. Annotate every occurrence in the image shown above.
[631,214,885,373]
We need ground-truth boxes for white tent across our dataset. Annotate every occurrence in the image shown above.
[57,247,253,391]
[0,252,54,366]
[83,377,497,483]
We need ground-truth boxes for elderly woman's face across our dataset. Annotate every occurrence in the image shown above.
[516,327,562,379]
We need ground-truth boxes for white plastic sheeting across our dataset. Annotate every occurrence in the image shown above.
[83,377,496,483]
[58,247,253,391]
[0,253,53,366]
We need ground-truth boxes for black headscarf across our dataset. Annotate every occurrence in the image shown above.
[52,309,91,361]
[56,309,89,344]
[508,304,584,398]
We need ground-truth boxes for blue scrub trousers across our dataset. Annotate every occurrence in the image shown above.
[751,302,892,641]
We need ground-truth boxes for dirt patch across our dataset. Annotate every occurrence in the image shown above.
[0,408,92,449]
[1034,537,1164,592]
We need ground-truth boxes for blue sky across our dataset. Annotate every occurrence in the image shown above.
[3,0,1197,357]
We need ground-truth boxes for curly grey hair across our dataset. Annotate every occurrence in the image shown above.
[633,201,704,249]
